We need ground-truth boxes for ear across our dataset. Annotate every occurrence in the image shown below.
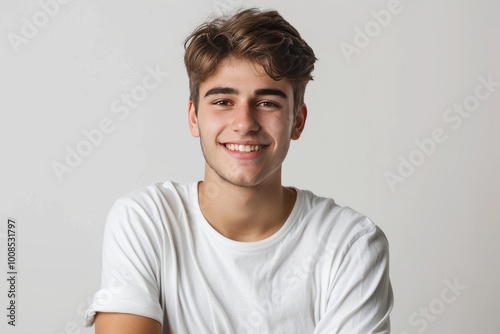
[291,104,307,140]
[188,100,200,137]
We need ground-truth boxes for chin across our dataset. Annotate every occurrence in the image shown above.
[219,174,264,188]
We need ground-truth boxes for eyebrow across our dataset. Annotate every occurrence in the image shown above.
[255,88,288,99]
[204,87,239,98]
[203,87,288,99]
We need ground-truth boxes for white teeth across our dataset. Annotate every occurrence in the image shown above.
[225,144,264,152]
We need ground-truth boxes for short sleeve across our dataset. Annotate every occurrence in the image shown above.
[314,225,393,333]
[84,198,163,327]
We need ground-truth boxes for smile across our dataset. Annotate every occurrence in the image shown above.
[224,143,267,152]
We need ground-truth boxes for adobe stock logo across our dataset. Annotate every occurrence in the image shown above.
[213,0,243,15]
[51,64,169,182]
[384,74,499,191]
[399,277,467,334]
[7,0,73,54]
[339,0,421,64]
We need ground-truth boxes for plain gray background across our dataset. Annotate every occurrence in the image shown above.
[1,0,499,333]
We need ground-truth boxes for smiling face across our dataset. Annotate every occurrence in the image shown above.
[188,57,307,188]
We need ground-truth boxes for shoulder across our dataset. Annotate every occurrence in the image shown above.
[105,180,197,231]
[294,188,389,251]
[112,180,195,213]
[117,180,191,202]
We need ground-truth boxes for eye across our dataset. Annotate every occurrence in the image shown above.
[213,100,232,106]
[257,101,279,108]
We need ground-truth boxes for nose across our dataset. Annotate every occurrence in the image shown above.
[231,103,260,135]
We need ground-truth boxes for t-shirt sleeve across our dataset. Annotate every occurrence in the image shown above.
[84,198,163,327]
[314,225,393,334]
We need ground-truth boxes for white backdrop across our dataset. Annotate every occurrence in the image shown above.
[1,0,499,333]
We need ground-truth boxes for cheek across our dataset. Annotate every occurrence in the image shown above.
[267,114,294,136]
[198,114,225,137]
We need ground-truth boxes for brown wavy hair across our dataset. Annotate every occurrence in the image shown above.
[184,8,317,113]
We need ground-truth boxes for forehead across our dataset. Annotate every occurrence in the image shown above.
[199,57,293,94]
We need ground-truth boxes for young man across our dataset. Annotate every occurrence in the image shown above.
[85,8,393,334]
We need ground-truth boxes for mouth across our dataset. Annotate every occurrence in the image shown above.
[223,143,268,153]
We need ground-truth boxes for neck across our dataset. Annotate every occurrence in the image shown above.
[198,168,296,242]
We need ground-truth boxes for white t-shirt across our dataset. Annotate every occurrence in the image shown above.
[84,181,393,333]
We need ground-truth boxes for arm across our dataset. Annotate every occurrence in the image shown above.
[84,198,164,329]
[314,226,393,333]
[95,312,161,334]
